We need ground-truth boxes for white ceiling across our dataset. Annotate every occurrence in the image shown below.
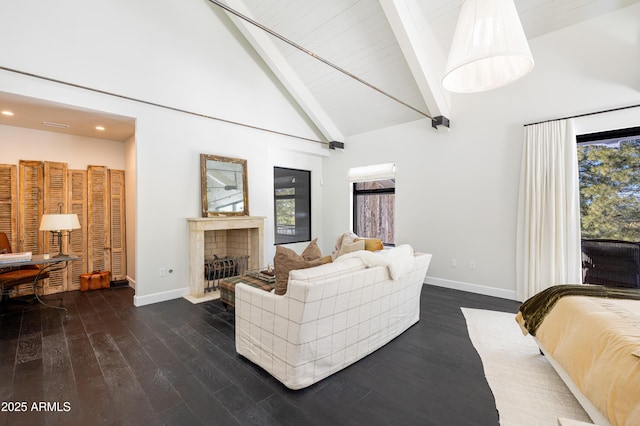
[1,0,638,142]
[228,0,640,138]
[0,91,135,142]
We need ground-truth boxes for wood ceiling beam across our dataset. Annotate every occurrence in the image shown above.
[379,0,451,120]
[213,0,344,142]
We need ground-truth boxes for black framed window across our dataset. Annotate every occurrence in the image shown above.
[353,179,395,245]
[577,126,640,241]
[274,167,311,244]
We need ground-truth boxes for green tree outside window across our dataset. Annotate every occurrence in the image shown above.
[578,138,640,241]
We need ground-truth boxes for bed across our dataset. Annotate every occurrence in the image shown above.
[516,285,640,426]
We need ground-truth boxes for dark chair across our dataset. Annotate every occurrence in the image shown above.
[0,232,49,309]
[581,239,640,288]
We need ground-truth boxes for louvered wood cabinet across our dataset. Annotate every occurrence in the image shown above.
[42,161,68,294]
[14,160,46,296]
[109,169,126,281]
[18,160,44,256]
[0,164,17,251]
[67,169,88,291]
[88,165,110,275]
[0,161,126,296]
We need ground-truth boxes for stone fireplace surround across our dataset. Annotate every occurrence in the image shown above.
[187,216,265,301]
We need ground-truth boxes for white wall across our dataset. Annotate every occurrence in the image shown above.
[0,125,126,170]
[0,0,326,305]
[322,4,640,300]
[3,1,639,305]
[124,134,137,285]
[267,147,325,257]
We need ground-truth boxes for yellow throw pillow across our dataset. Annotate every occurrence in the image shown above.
[355,238,384,252]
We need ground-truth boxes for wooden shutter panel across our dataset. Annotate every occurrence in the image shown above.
[16,161,45,296]
[0,164,17,248]
[109,170,126,281]
[67,169,88,291]
[88,165,110,273]
[18,160,44,253]
[42,161,68,294]
[43,161,68,253]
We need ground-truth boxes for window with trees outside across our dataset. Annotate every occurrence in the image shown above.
[274,167,311,244]
[350,163,396,246]
[577,127,640,241]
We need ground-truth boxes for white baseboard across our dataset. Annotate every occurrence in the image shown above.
[126,275,136,289]
[131,278,516,307]
[424,276,517,301]
[133,286,190,307]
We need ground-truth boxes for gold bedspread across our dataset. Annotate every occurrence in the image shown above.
[526,296,640,426]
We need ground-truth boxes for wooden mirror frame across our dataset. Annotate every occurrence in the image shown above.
[200,154,249,217]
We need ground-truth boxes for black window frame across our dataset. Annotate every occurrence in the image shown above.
[576,125,640,242]
[274,166,311,245]
[352,179,396,246]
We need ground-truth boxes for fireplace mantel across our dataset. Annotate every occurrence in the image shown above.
[187,216,265,299]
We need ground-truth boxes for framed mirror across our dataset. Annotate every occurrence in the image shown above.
[200,154,249,217]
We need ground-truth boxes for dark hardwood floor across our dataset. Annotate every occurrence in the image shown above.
[0,284,520,425]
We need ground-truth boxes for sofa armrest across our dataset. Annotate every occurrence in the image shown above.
[235,282,279,323]
[236,283,278,338]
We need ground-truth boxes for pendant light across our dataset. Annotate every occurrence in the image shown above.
[442,0,534,93]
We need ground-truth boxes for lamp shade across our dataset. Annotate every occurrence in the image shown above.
[442,0,534,93]
[39,214,81,232]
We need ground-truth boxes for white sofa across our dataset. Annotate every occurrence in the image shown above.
[235,250,432,389]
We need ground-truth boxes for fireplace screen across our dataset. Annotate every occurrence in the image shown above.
[204,255,249,292]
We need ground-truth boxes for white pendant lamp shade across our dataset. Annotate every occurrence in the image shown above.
[443,0,534,93]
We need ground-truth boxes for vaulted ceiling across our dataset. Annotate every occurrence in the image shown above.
[1,0,638,142]
[214,0,640,140]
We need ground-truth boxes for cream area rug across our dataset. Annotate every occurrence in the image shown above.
[461,308,593,426]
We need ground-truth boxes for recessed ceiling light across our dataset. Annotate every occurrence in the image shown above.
[1,110,14,116]
[95,126,105,131]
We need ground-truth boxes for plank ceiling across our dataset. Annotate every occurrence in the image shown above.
[1,0,638,143]
[219,0,640,139]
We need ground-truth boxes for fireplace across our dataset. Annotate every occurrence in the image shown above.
[187,216,265,299]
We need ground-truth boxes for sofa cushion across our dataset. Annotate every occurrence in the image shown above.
[288,256,366,283]
[274,244,331,295]
[301,238,322,261]
[337,239,365,257]
[331,232,356,260]
[355,238,384,252]
[334,244,415,280]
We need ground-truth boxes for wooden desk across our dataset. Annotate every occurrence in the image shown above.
[0,254,77,313]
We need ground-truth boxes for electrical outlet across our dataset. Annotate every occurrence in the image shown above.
[470,261,477,270]
[159,268,167,277]
[451,259,457,268]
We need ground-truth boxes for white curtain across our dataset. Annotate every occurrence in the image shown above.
[516,119,582,301]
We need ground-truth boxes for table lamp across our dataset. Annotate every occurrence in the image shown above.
[39,213,81,257]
